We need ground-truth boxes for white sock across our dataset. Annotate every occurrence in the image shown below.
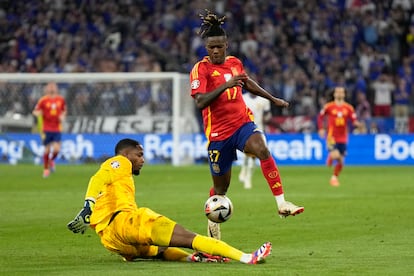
[240,253,253,263]
[275,194,285,207]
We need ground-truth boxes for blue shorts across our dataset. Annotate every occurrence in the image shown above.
[43,132,62,146]
[328,142,347,156]
[208,122,261,176]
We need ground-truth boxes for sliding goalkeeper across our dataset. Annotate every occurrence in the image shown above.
[67,138,272,264]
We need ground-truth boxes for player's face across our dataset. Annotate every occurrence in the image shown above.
[205,36,228,64]
[44,82,58,96]
[127,145,145,175]
[334,87,346,101]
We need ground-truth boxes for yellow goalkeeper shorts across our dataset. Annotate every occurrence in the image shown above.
[98,207,177,259]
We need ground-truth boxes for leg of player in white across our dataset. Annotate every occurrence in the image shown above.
[239,153,254,189]
[243,155,255,189]
[238,156,247,183]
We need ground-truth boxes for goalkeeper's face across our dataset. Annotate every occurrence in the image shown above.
[127,145,145,175]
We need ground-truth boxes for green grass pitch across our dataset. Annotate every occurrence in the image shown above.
[1,164,413,275]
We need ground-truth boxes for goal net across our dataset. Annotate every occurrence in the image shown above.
[0,73,202,166]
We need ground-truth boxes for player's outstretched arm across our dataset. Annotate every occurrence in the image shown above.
[244,77,289,108]
[67,199,95,234]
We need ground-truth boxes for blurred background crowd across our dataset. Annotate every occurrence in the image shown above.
[0,0,413,133]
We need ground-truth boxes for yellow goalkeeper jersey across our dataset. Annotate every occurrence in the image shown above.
[87,155,138,233]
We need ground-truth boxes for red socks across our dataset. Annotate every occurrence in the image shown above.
[43,153,49,169]
[260,157,284,196]
[208,157,284,197]
[209,187,215,197]
[334,163,343,176]
[326,155,333,167]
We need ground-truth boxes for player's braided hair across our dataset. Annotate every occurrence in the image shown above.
[198,9,226,39]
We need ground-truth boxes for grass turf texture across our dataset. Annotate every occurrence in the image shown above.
[1,164,413,276]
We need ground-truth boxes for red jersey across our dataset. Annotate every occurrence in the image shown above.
[317,101,357,143]
[34,95,66,132]
[190,56,253,141]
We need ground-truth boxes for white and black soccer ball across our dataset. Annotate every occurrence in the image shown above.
[204,195,233,223]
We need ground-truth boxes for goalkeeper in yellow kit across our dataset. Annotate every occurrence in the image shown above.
[67,138,271,264]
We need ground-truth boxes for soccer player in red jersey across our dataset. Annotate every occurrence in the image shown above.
[190,10,304,240]
[317,87,362,186]
[32,82,66,178]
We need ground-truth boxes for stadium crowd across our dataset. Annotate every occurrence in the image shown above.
[0,0,413,132]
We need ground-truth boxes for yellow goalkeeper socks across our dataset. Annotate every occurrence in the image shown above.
[191,235,244,262]
[162,247,191,262]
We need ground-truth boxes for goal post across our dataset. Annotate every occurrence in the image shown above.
[0,72,200,166]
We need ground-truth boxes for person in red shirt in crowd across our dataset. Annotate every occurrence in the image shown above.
[32,82,67,178]
[318,87,362,187]
[190,10,304,240]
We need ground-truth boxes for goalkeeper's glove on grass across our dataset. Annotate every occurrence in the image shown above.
[67,199,94,234]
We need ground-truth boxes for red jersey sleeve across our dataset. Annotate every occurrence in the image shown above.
[346,103,357,124]
[190,57,209,97]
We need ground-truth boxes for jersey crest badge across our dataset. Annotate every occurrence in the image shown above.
[212,163,220,174]
[111,160,120,169]
[191,79,200,89]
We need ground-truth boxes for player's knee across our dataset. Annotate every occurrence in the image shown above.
[253,147,270,160]
[330,150,341,159]
[244,144,269,160]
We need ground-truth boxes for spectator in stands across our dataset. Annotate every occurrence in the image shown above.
[371,72,395,117]
[355,91,372,134]
[355,91,372,122]
[394,76,411,133]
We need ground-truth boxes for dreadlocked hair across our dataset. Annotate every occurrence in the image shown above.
[198,9,226,39]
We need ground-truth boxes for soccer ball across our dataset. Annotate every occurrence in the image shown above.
[204,195,233,223]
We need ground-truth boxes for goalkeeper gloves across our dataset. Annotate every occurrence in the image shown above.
[67,199,95,234]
